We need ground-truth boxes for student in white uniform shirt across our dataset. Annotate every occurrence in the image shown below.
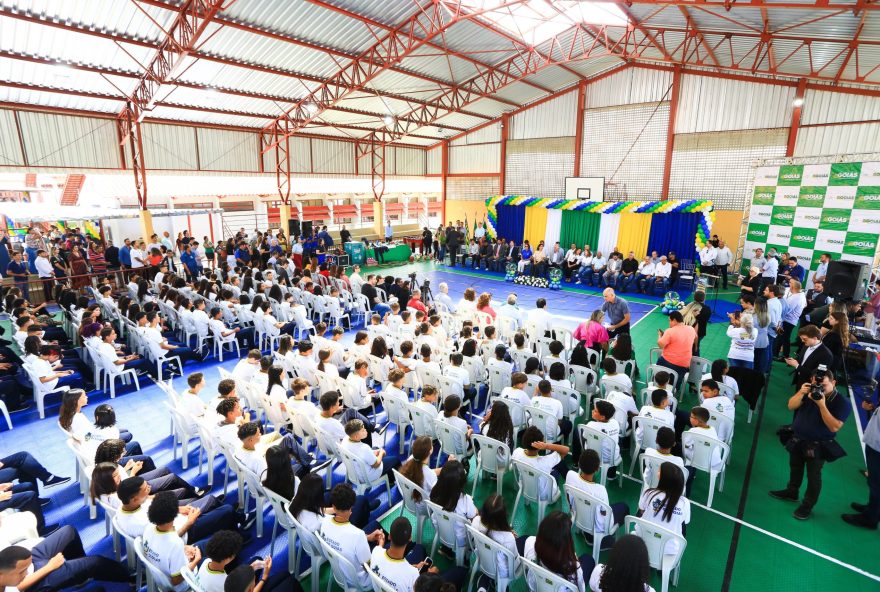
[314,392,376,447]
[605,387,639,435]
[370,517,435,592]
[532,379,569,442]
[637,389,675,429]
[599,357,633,395]
[318,484,385,590]
[470,494,519,580]
[142,491,203,591]
[588,534,657,592]
[521,511,593,592]
[682,406,724,495]
[642,427,686,484]
[701,359,739,401]
[96,326,153,377]
[637,462,690,556]
[438,396,472,447]
[427,460,478,549]
[585,400,622,474]
[196,530,280,592]
[339,419,400,483]
[346,359,378,413]
[179,373,208,427]
[511,426,570,501]
[566,450,630,548]
[699,380,735,424]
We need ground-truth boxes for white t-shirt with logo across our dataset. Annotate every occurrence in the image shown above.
[564,471,613,534]
[511,449,560,499]
[637,490,690,555]
[319,517,371,589]
[530,395,563,441]
[369,547,419,592]
[584,420,621,466]
[196,561,227,592]
[142,526,188,587]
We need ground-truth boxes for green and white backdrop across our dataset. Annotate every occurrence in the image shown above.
[742,161,880,277]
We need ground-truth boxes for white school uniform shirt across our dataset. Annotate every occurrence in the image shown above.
[236,445,268,478]
[637,405,675,427]
[511,449,561,499]
[589,565,656,592]
[523,535,585,592]
[585,420,621,466]
[115,502,188,540]
[446,365,470,387]
[637,490,690,555]
[471,515,518,579]
[565,471,613,534]
[97,341,125,375]
[531,395,563,440]
[142,526,188,589]
[683,425,724,470]
[319,516,371,589]
[340,438,382,481]
[704,394,736,424]
[314,414,345,442]
[369,547,419,592]
[430,493,477,546]
[346,373,372,408]
[30,357,58,390]
[700,373,739,400]
[196,561,228,592]
[642,448,686,481]
[232,359,258,382]
[601,373,632,394]
[605,390,638,433]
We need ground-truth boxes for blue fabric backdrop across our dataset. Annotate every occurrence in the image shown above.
[495,205,525,244]
[647,212,701,262]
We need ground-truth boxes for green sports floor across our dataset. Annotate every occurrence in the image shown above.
[360,262,879,592]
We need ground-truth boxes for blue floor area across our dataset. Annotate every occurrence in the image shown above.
[0,263,663,580]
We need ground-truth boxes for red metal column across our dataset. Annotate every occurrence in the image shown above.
[118,102,148,209]
[786,78,808,157]
[499,114,509,195]
[441,140,449,224]
[661,66,682,200]
[573,81,587,178]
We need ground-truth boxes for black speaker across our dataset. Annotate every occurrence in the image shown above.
[288,219,300,237]
[826,260,871,301]
[302,220,313,238]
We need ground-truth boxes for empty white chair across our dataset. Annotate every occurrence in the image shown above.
[488,366,511,399]
[510,458,561,525]
[624,516,687,592]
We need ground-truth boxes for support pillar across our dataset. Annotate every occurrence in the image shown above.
[372,201,384,239]
[139,210,155,245]
[661,66,682,200]
[441,139,449,224]
[573,80,587,177]
[279,202,292,230]
[786,78,808,157]
[499,113,509,195]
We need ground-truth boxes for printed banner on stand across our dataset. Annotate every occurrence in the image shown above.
[743,161,880,275]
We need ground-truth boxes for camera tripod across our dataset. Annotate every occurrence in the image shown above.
[409,274,433,303]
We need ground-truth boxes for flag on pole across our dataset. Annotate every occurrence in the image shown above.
[464,213,469,240]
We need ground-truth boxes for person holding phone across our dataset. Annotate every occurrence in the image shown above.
[369,517,436,592]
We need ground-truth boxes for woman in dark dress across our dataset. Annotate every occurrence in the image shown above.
[822,311,849,376]
[68,244,90,291]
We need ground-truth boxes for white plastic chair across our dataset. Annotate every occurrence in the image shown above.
[111,513,143,589]
[407,403,438,441]
[570,365,598,403]
[510,458,561,525]
[237,464,271,538]
[318,535,371,592]
[706,410,735,445]
[212,326,241,361]
[488,366,511,399]
[66,438,96,519]
[471,434,510,496]
[578,424,622,487]
[337,445,392,500]
[0,400,11,430]
[264,487,297,573]
[23,364,70,419]
[425,500,471,567]
[466,524,522,592]
[194,420,219,487]
[164,401,197,470]
[290,509,326,592]
[682,430,730,507]
[380,391,412,455]
[521,556,579,592]
[181,565,206,592]
[392,469,430,544]
[98,354,141,399]
[646,364,679,392]
[629,415,670,476]
[133,536,176,592]
[624,516,687,592]
[434,418,472,461]
[566,483,620,566]
[639,454,689,496]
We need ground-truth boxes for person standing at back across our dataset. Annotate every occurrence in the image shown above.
[656,311,696,386]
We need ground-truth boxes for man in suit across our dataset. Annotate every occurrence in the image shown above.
[490,238,508,272]
[784,325,833,386]
[446,226,461,267]
[505,240,520,269]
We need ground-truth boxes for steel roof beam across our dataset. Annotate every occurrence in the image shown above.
[0,8,495,123]
[592,0,880,8]
[677,6,722,68]
[304,0,555,94]
[261,0,530,151]
[136,0,524,108]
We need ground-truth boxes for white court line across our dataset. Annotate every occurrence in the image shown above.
[848,384,868,465]
[618,473,880,582]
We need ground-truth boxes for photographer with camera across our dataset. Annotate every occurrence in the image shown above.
[771,365,850,520]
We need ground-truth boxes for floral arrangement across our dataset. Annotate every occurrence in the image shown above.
[661,291,684,314]
[514,275,549,288]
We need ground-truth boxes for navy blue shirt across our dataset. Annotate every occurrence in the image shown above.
[6,260,26,279]
[792,390,850,441]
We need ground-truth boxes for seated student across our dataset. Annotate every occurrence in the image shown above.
[0,452,69,492]
[437,395,472,446]
[96,326,153,376]
[232,349,262,383]
[499,372,532,407]
[486,344,514,376]
[198,531,300,592]
[521,511,594,592]
[637,462,689,556]
[394,340,418,375]
[588,534,656,592]
[682,406,723,492]
[180,372,208,427]
[565,450,630,548]
[207,379,241,424]
[141,310,203,365]
[642,427,686,483]
[287,378,318,419]
[531,379,570,442]
[648,370,678,411]
[370,517,434,592]
[470,494,518,580]
[143,491,204,590]
[0,471,52,536]
[699,379,735,423]
[237,420,315,479]
[398,436,439,511]
[112,476,238,544]
[637,389,675,429]
[209,307,256,350]
[0,528,129,591]
[701,359,739,401]
[31,345,89,391]
[428,461,478,553]
[384,369,409,403]
[585,400,622,476]
[446,353,477,409]
[340,419,399,481]
[412,385,440,423]
[94,439,202,500]
[346,359,379,414]
[314,390,376,446]
[604,386,639,436]
[318,484,386,589]
[214,398,251,449]
[81,403,147,461]
[546,362,571,392]
[599,357,633,394]
[479,399,515,450]
[512,426,570,500]
[417,344,441,377]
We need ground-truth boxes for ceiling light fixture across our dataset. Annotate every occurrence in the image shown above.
[304,101,319,115]
[383,114,396,127]
[792,98,804,108]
